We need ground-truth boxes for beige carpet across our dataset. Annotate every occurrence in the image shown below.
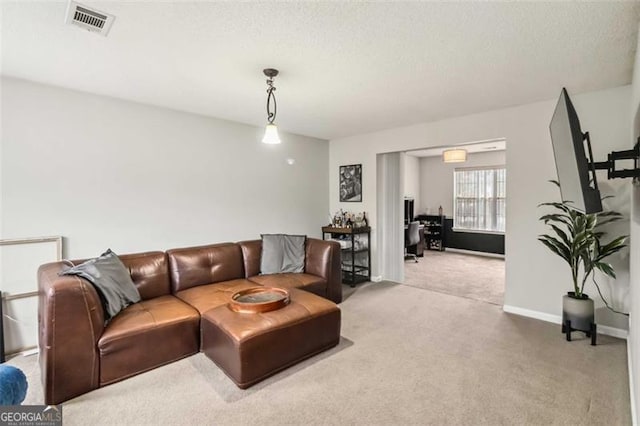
[8,282,630,425]
[405,250,505,305]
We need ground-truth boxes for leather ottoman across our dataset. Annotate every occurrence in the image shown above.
[201,288,341,388]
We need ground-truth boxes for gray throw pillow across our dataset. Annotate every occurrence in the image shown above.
[260,234,306,274]
[60,249,141,323]
[261,235,284,275]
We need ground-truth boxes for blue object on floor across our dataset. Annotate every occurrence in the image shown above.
[0,364,28,405]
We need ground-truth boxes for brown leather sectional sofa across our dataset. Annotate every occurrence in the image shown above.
[37,238,341,405]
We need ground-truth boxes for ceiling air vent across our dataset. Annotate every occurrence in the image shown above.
[65,1,115,36]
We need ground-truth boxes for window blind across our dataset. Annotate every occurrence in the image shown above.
[453,167,506,232]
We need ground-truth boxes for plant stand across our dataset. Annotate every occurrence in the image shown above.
[562,320,597,346]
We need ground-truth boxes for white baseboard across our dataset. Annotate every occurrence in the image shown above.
[628,333,637,426]
[502,304,628,339]
[5,345,39,358]
[445,248,505,259]
[503,304,560,324]
[5,347,38,361]
[370,275,383,282]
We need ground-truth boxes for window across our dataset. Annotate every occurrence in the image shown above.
[454,167,506,232]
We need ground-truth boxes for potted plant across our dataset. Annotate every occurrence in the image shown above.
[538,181,628,344]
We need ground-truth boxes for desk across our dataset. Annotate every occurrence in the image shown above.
[405,224,425,257]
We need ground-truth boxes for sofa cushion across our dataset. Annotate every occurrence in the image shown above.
[65,251,171,302]
[175,279,258,315]
[98,295,199,385]
[167,243,245,292]
[260,234,306,274]
[238,240,261,278]
[119,251,171,300]
[60,249,141,323]
[248,273,326,297]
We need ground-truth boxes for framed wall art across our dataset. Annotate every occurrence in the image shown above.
[339,164,362,202]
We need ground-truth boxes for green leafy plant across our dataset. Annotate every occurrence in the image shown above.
[538,181,628,313]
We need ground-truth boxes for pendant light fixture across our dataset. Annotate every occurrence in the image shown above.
[262,68,281,144]
[443,148,467,163]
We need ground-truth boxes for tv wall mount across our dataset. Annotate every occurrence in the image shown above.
[585,133,640,183]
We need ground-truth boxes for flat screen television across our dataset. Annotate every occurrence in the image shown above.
[549,88,603,214]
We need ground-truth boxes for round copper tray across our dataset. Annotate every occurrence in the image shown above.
[228,287,290,313]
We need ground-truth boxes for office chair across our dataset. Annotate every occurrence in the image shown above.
[404,221,420,263]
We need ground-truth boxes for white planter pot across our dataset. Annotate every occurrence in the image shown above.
[562,292,594,332]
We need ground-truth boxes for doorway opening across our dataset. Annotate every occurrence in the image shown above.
[379,139,507,305]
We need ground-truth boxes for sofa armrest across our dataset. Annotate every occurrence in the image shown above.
[38,262,104,404]
[305,238,342,303]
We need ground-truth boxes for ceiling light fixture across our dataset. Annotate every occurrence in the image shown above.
[443,148,467,163]
[262,68,281,144]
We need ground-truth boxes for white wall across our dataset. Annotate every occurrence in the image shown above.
[1,78,329,257]
[403,154,420,209]
[628,24,640,425]
[330,85,631,330]
[630,109,640,426]
[418,150,506,217]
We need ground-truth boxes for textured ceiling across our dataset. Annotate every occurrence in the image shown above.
[2,1,639,140]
